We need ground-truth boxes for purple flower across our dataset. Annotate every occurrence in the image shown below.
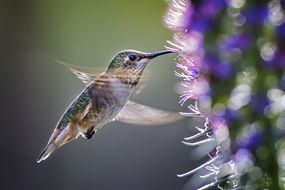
[244,6,268,25]
[223,108,240,124]
[265,51,285,69]
[277,22,285,38]
[219,33,251,51]
[250,94,270,116]
[233,149,254,175]
[200,0,227,17]
[273,52,285,69]
[204,54,234,80]
[182,0,227,33]
[236,123,263,150]
[189,17,214,33]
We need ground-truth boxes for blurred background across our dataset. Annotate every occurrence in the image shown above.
[0,0,195,190]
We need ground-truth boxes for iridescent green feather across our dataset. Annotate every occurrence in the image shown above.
[58,90,91,130]
[107,52,127,70]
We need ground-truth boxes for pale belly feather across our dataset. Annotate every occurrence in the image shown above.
[78,77,134,135]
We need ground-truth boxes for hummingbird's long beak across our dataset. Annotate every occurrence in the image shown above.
[145,50,174,59]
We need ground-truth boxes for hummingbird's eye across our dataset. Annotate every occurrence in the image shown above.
[128,55,137,61]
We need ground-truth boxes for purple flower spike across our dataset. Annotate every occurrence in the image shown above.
[164,0,241,189]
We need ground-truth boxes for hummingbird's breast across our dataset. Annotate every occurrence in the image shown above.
[57,74,135,136]
[85,75,134,127]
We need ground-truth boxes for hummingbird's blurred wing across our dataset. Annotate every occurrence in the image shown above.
[58,60,149,94]
[114,100,184,126]
[57,60,103,84]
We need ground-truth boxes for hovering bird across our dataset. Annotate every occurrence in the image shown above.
[37,49,183,163]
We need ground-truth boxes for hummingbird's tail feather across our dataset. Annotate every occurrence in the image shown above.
[36,143,57,163]
[36,123,78,163]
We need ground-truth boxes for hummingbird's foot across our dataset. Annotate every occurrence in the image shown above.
[85,128,95,139]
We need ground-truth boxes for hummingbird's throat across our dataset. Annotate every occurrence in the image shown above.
[116,66,145,87]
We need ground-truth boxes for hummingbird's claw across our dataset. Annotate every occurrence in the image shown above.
[85,128,95,139]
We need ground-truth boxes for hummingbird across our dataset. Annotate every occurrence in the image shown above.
[37,49,183,163]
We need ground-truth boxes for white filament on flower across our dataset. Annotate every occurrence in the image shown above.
[200,164,220,178]
[175,63,198,80]
[177,123,221,177]
[179,101,204,116]
[184,126,211,141]
[198,158,239,189]
[177,154,220,177]
[197,174,239,190]
[166,33,204,63]
[183,118,215,145]
[175,64,200,105]
[164,0,190,30]
[182,137,215,146]
[200,149,233,179]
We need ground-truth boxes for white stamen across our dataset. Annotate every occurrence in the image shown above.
[177,155,219,177]
[182,138,215,146]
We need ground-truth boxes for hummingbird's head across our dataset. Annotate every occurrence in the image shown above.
[107,49,174,73]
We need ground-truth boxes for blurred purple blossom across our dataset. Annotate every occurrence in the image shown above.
[236,123,263,150]
[200,0,226,17]
[244,6,268,25]
[190,17,213,33]
[205,54,234,80]
[219,33,251,51]
[273,51,285,69]
[280,75,285,90]
[233,149,253,164]
[250,94,270,116]
[232,148,254,176]
[223,109,240,124]
[277,22,285,37]
[186,0,227,33]
[265,51,285,69]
